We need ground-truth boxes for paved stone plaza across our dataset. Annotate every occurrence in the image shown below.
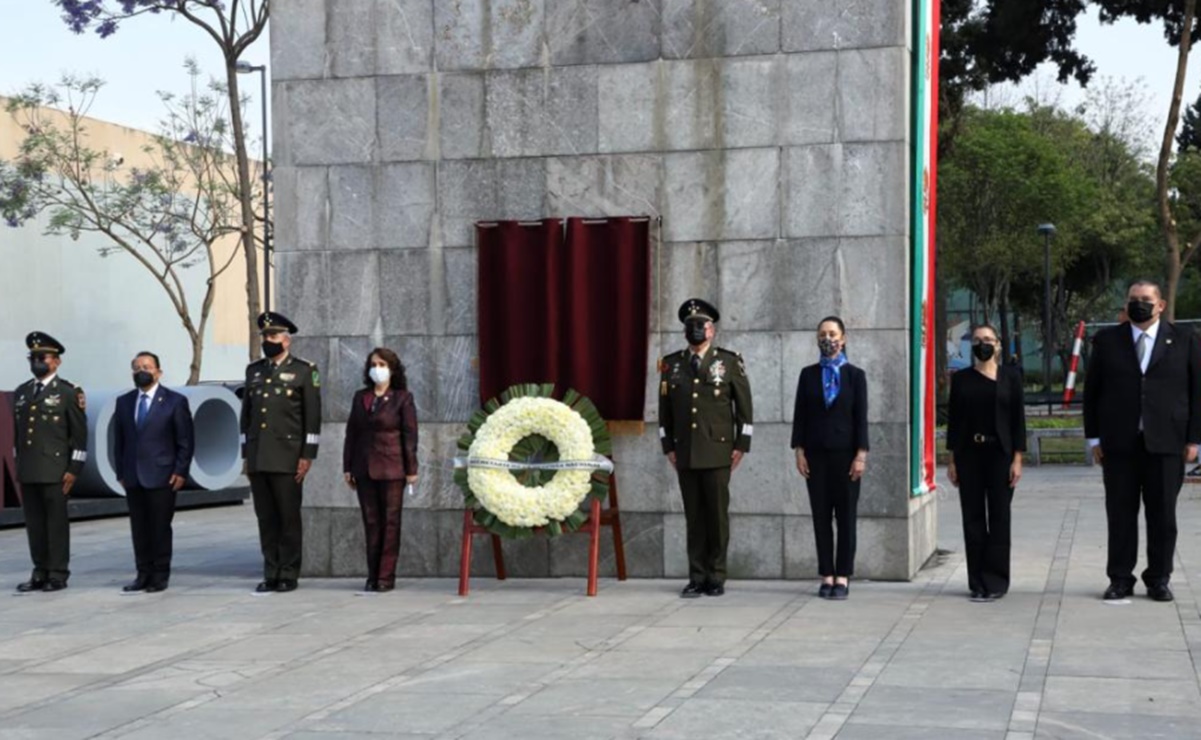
[1,466,1199,739]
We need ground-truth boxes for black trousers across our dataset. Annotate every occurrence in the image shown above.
[677,466,731,586]
[954,444,1013,595]
[249,473,304,582]
[357,478,405,587]
[126,485,177,583]
[21,482,70,581]
[806,449,860,577]
[1102,440,1183,589]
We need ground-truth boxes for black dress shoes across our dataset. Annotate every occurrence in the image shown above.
[364,580,379,592]
[123,578,149,593]
[969,590,988,602]
[377,582,395,592]
[276,579,299,593]
[1103,583,1134,601]
[145,582,168,593]
[681,582,705,598]
[829,583,849,601]
[704,583,725,597]
[818,583,834,599]
[255,580,279,593]
[1148,584,1175,602]
[42,579,68,592]
[16,579,46,593]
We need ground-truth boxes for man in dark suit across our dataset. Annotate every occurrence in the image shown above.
[13,332,87,593]
[1084,279,1201,602]
[113,351,194,593]
[242,312,322,593]
[659,299,753,598]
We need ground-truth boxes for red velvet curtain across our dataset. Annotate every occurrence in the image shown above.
[477,220,563,405]
[476,217,650,421]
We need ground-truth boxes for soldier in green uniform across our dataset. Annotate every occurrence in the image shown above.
[242,312,322,593]
[659,299,753,598]
[13,332,87,593]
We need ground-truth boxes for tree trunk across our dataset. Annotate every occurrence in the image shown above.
[999,286,1011,363]
[225,57,263,359]
[1158,0,1197,321]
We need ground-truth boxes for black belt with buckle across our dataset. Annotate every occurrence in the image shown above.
[972,433,999,444]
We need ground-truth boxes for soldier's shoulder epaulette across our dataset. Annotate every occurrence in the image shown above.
[715,347,742,358]
[56,377,79,390]
[15,378,35,391]
[658,350,686,372]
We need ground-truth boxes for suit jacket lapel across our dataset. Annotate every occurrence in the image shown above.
[1146,323,1172,372]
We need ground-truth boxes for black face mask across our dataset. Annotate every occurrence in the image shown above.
[30,358,50,378]
[133,370,155,389]
[1127,299,1156,324]
[262,340,285,358]
[684,321,708,346]
[972,343,996,362]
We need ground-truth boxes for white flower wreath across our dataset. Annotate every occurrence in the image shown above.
[466,397,595,528]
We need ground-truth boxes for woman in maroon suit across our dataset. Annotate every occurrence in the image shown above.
[342,348,418,592]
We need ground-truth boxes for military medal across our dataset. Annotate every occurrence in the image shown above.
[710,360,726,386]
[280,372,296,382]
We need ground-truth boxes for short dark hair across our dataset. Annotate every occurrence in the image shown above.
[817,316,846,334]
[1127,278,1162,298]
[362,347,407,391]
[134,351,161,369]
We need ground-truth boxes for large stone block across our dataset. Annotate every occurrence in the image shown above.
[486,67,599,157]
[597,62,658,154]
[437,159,545,246]
[328,0,377,78]
[782,51,838,145]
[720,56,783,149]
[375,162,437,248]
[327,252,382,336]
[327,165,374,250]
[783,514,818,579]
[394,421,455,510]
[377,0,436,75]
[438,73,486,159]
[656,242,719,331]
[547,0,662,65]
[663,148,779,242]
[610,430,680,514]
[330,507,369,576]
[661,0,781,59]
[782,0,906,52]
[380,250,432,335]
[663,512,687,578]
[276,251,330,336]
[545,154,663,217]
[386,335,436,422]
[302,422,351,509]
[301,506,332,576]
[661,59,722,151]
[548,511,665,578]
[717,240,783,332]
[327,337,377,423]
[396,508,438,576]
[727,514,784,578]
[272,166,328,252]
[783,143,906,238]
[377,75,431,162]
[850,329,908,424]
[443,247,477,335]
[727,423,796,515]
[857,513,918,580]
[716,331,784,423]
[838,47,907,143]
[278,78,376,166]
[433,0,545,71]
[270,0,325,81]
[836,236,908,331]
[433,335,479,422]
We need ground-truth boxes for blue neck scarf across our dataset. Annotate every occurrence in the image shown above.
[819,352,848,408]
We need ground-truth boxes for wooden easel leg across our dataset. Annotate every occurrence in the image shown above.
[587,497,601,597]
[491,535,507,580]
[458,509,474,596]
[608,475,628,581]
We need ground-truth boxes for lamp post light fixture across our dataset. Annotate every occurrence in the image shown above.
[235,61,270,312]
[1038,223,1057,410]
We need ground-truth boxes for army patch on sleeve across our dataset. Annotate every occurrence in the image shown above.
[311,369,321,388]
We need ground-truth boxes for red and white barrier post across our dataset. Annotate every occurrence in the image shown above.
[1062,320,1086,408]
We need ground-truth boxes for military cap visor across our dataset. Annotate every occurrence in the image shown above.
[678,298,720,324]
[26,331,65,355]
[257,311,298,335]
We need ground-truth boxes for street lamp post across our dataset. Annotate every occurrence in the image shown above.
[1038,223,1057,412]
[236,61,269,311]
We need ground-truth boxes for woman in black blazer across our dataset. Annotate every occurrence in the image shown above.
[947,324,1026,601]
[791,316,869,600]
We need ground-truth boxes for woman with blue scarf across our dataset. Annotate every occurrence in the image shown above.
[791,316,869,600]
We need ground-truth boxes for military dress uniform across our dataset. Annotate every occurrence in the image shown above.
[241,312,321,591]
[660,300,753,595]
[13,332,87,591]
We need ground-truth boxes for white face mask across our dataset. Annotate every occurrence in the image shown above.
[369,366,390,385]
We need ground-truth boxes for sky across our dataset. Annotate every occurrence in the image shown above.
[0,4,1195,154]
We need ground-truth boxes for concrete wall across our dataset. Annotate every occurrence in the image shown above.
[272,0,937,580]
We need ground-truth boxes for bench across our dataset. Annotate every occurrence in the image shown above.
[934,427,1090,466]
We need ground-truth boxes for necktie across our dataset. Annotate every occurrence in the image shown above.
[34,381,44,396]
[690,353,701,375]
[136,394,150,428]
[1137,332,1149,369]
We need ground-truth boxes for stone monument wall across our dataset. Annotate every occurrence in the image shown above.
[270,0,937,580]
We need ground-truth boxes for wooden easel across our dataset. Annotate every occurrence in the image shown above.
[457,469,628,597]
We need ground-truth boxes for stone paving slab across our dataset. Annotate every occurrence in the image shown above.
[0,467,1200,738]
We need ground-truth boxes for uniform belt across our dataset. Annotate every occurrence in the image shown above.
[971,433,999,445]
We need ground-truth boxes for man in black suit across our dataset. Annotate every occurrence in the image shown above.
[1084,280,1201,602]
[113,351,194,593]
